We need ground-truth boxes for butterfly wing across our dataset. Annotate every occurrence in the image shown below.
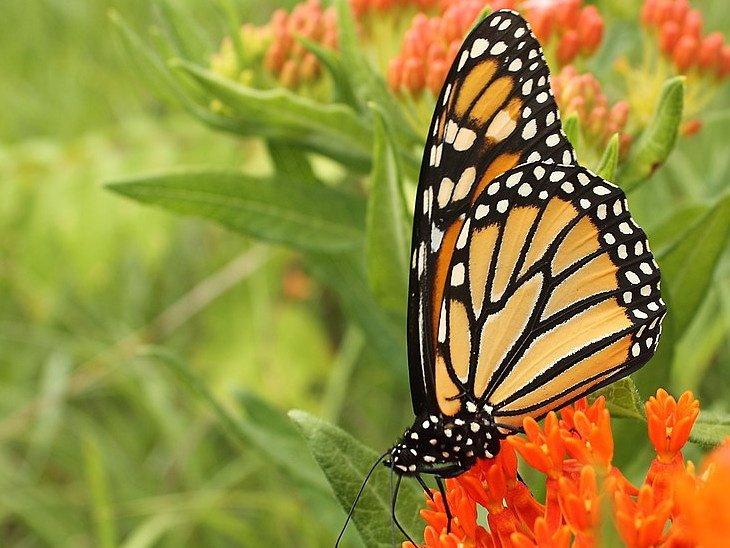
[437,162,665,423]
[407,10,575,415]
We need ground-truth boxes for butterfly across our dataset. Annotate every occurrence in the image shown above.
[337,9,665,545]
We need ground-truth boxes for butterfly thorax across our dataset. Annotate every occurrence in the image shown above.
[386,401,502,477]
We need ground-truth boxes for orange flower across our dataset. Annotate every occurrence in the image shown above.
[407,392,726,548]
[406,480,494,548]
[557,465,601,548]
[668,439,730,544]
[646,389,699,462]
[559,399,614,470]
[551,67,632,152]
[614,484,673,547]
[510,517,572,548]
[351,0,440,18]
[641,0,730,78]
[521,0,604,65]
[389,0,516,95]
[455,457,525,545]
[509,413,565,479]
[644,390,699,503]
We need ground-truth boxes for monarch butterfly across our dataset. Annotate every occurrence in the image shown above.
[337,9,665,545]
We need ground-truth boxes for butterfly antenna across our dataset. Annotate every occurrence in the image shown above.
[335,450,389,547]
[391,475,416,544]
[436,476,453,534]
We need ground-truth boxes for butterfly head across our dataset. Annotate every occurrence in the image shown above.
[385,403,502,476]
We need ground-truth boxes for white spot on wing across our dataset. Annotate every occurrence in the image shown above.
[471,38,489,58]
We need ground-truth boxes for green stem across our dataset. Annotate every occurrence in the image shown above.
[321,326,364,423]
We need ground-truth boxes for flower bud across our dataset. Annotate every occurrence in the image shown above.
[659,21,681,54]
[682,9,703,39]
[641,0,658,26]
[555,0,581,28]
[669,0,690,28]
[578,6,604,54]
[698,32,724,69]
[557,30,581,65]
[681,118,702,136]
[672,34,699,71]
[720,45,730,78]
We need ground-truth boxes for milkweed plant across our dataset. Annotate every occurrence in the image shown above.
[108,0,730,545]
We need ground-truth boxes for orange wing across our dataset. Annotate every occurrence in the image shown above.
[436,163,665,421]
[407,10,575,415]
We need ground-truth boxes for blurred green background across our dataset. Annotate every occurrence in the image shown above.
[1,0,728,546]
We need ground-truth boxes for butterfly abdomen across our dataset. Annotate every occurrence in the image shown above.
[387,402,502,477]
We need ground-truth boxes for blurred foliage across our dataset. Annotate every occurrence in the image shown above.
[0,0,728,546]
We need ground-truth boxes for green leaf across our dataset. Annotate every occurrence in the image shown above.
[109,10,188,105]
[596,133,620,182]
[592,377,645,421]
[333,0,420,149]
[658,193,730,336]
[171,60,373,171]
[267,140,317,184]
[690,411,730,447]
[563,114,581,152]
[106,169,365,253]
[672,293,727,392]
[289,410,423,546]
[110,10,246,136]
[298,36,358,108]
[154,0,211,64]
[620,77,684,192]
[214,0,247,67]
[648,203,709,257]
[140,349,328,491]
[83,434,117,548]
[366,109,410,314]
[307,252,406,374]
[235,390,328,491]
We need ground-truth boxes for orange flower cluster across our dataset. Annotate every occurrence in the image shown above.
[641,0,730,78]
[388,0,517,95]
[520,0,604,66]
[388,0,603,96]
[264,0,338,89]
[551,65,631,151]
[351,0,440,18]
[405,389,730,548]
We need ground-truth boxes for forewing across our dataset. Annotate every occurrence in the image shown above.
[436,162,665,421]
[407,9,575,415]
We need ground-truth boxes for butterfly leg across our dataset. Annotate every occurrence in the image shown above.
[435,476,453,534]
[392,475,416,544]
[415,474,434,500]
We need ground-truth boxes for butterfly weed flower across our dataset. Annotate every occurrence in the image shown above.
[614,484,673,547]
[210,0,338,99]
[520,0,604,67]
[551,66,632,161]
[669,439,730,546]
[645,389,700,501]
[388,0,518,97]
[622,0,730,135]
[510,516,572,548]
[406,391,730,547]
[557,465,602,548]
[351,0,440,18]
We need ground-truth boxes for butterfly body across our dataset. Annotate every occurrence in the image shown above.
[387,404,501,477]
